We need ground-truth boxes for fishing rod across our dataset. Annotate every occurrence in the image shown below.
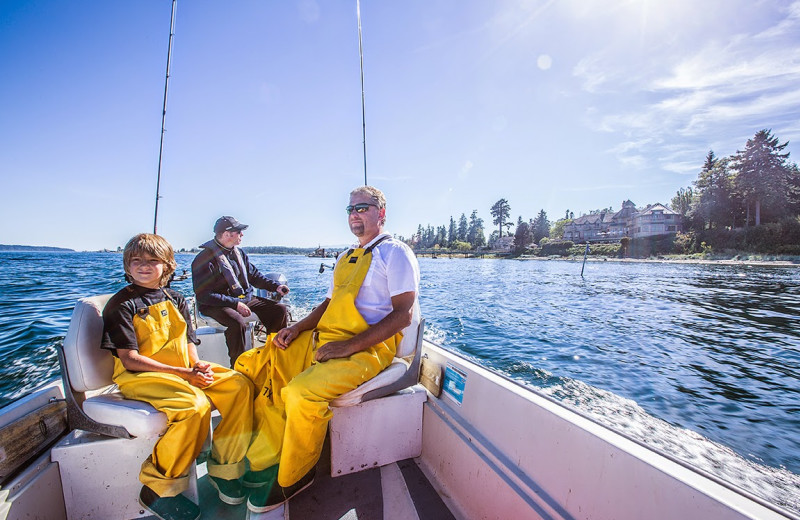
[357,0,368,186]
[153,0,177,234]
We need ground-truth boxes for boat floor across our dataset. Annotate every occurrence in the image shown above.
[160,436,456,520]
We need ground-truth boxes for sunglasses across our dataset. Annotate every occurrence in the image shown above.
[345,203,377,214]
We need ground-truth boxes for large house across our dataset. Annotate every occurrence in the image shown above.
[631,203,682,238]
[562,201,682,243]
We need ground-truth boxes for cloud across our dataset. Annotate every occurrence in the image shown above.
[562,182,637,193]
[581,2,800,172]
[458,160,474,180]
[573,54,610,93]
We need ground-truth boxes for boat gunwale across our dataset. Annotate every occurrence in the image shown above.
[422,339,800,520]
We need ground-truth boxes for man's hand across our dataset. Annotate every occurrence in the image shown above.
[314,340,356,362]
[236,301,252,317]
[274,325,299,350]
[276,285,290,296]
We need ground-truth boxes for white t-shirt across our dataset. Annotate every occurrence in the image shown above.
[326,233,420,325]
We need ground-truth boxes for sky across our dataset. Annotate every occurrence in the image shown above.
[2,0,800,251]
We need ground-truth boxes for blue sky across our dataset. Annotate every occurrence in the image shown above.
[2,0,799,251]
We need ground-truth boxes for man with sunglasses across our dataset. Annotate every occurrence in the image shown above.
[238,186,420,514]
[192,216,290,367]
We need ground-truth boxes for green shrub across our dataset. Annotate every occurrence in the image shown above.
[538,240,573,256]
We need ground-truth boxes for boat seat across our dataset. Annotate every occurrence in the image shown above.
[196,308,259,331]
[54,294,199,520]
[329,307,428,477]
[57,294,166,439]
[330,309,424,407]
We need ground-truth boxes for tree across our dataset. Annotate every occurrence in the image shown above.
[436,225,448,247]
[670,187,693,217]
[732,129,793,226]
[550,218,570,240]
[692,154,737,230]
[531,209,550,244]
[457,213,468,242]
[447,217,457,247]
[490,199,511,238]
[513,221,533,254]
[467,210,486,248]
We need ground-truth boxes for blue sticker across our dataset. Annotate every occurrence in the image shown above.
[443,365,466,406]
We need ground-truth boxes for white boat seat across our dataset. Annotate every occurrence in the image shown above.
[81,391,167,439]
[328,307,426,477]
[196,309,259,330]
[330,307,424,407]
[58,294,167,439]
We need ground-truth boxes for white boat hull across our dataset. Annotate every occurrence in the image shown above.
[0,328,796,520]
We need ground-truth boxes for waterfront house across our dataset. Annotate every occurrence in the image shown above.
[630,203,683,238]
[490,235,515,251]
[562,201,682,243]
[562,212,611,242]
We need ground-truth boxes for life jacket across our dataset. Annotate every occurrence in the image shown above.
[199,239,250,299]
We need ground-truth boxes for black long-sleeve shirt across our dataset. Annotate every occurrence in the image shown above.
[191,242,279,310]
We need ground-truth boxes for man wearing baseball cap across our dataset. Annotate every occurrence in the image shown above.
[192,216,290,367]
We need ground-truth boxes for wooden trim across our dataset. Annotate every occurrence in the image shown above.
[0,400,68,483]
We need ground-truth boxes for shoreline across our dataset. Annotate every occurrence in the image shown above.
[515,255,800,267]
[415,251,800,266]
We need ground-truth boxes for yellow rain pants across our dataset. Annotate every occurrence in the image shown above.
[113,295,254,497]
[238,243,400,487]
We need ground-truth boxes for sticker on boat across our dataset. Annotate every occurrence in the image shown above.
[443,365,466,406]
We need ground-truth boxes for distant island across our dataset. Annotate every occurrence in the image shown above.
[0,244,75,252]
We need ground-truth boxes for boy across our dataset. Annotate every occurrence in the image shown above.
[102,233,254,520]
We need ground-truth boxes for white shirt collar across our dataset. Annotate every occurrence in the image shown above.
[355,232,391,249]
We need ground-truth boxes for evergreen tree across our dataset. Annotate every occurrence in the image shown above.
[531,209,550,244]
[732,129,793,226]
[788,163,800,216]
[513,221,533,254]
[447,217,457,247]
[436,225,448,247]
[457,213,468,242]
[467,210,486,248]
[425,225,435,248]
[490,199,511,238]
[692,154,737,229]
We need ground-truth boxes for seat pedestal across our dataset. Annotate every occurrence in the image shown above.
[329,385,427,477]
[51,430,198,520]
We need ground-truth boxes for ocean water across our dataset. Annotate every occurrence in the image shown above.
[1,252,798,512]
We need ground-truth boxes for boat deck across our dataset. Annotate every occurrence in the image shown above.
[181,436,456,520]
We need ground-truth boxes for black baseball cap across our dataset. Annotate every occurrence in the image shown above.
[214,216,249,234]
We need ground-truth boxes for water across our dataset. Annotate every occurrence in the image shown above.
[1,252,798,512]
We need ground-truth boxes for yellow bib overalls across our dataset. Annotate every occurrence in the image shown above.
[238,241,400,487]
[113,292,254,497]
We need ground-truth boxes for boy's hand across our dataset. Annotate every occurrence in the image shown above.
[194,361,213,375]
[187,362,214,388]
